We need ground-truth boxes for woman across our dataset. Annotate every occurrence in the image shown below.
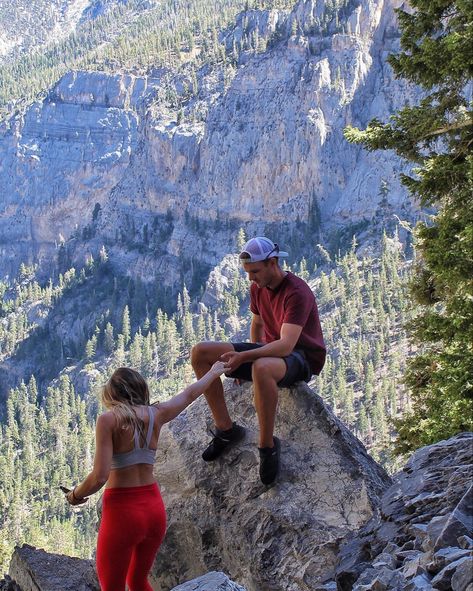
[66,361,226,591]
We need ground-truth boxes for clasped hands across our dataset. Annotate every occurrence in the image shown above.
[209,353,243,376]
[219,350,245,374]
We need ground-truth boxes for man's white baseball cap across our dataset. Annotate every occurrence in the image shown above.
[239,237,289,263]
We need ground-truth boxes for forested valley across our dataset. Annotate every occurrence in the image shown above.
[0,229,414,570]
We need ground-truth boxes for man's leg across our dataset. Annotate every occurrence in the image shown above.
[191,341,235,430]
[251,357,286,447]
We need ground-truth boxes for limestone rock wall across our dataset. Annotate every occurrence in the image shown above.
[0,0,420,284]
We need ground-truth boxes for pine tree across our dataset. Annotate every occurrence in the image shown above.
[104,322,115,354]
[345,0,473,452]
[85,335,97,360]
[236,227,246,251]
[122,306,131,346]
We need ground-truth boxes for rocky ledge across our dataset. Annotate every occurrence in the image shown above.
[0,546,245,591]
[0,545,98,591]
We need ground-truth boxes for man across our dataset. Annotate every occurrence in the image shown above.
[191,237,326,485]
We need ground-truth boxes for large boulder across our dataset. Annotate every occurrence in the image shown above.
[152,380,391,590]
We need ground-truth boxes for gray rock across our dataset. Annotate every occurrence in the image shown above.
[384,542,401,555]
[170,571,247,590]
[335,534,373,591]
[428,485,473,552]
[0,575,21,591]
[372,552,399,570]
[431,547,472,571]
[314,583,338,591]
[353,566,401,590]
[398,550,424,562]
[7,544,99,591]
[402,573,434,591]
[458,536,473,550]
[335,433,473,590]
[451,557,473,591]
[431,556,471,590]
[426,516,451,552]
[401,555,425,579]
[408,524,429,543]
[153,380,390,591]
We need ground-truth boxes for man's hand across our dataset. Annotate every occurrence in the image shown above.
[220,351,245,374]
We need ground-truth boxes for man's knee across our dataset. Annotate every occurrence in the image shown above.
[191,341,230,367]
[252,358,280,382]
[191,342,211,367]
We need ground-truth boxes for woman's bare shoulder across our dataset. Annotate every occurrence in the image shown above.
[96,411,117,428]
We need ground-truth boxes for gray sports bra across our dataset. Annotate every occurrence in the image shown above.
[110,406,157,469]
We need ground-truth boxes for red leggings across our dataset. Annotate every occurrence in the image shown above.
[96,483,166,591]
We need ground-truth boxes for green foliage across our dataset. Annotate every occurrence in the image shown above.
[344,0,473,452]
[0,375,97,573]
[313,234,413,470]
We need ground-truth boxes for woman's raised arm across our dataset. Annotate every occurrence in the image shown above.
[154,361,225,425]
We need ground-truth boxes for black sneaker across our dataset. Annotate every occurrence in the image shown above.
[202,422,246,462]
[258,436,280,485]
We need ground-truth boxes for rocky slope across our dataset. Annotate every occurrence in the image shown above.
[329,432,473,590]
[0,0,419,286]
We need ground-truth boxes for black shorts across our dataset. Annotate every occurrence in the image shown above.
[226,342,312,388]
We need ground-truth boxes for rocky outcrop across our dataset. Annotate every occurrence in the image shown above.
[329,432,473,591]
[152,379,391,590]
[0,547,246,591]
[0,0,420,283]
[2,545,99,591]
[2,425,471,591]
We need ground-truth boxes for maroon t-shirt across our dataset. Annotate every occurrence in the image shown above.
[250,272,326,375]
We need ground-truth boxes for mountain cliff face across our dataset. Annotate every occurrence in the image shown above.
[0,0,418,287]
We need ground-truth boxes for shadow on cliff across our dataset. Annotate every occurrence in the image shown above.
[0,259,170,407]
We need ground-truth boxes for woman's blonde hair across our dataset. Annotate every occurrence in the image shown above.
[102,367,150,438]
